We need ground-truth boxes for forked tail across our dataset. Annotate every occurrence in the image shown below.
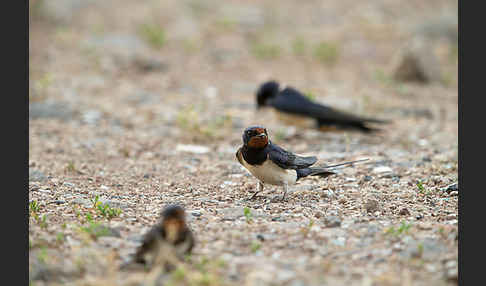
[323,158,369,169]
[296,158,369,180]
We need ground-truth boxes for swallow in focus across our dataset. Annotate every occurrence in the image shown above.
[236,126,367,201]
[256,80,390,132]
[132,205,194,269]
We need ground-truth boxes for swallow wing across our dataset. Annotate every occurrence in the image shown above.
[270,87,387,125]
[134,225,164,264]
[267,143,317,170]
[235,147,244,165]
[175,229,195,256]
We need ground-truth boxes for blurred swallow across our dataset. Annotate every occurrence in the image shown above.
[133,205,194,269]
[236,126,367,201]
[256,80,390,132]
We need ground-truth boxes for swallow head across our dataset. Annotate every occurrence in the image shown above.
[256,80,280,108]
[243,126,269,149]
[161,205,187,243]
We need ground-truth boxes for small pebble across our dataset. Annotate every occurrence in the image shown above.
[444,260,456,268]
[417,222,433,230]
[398,208,410,216]
[446,213,457,220]
[29,169,47,182]
[323,216,342,228]
[176,144,209,154]
[331,237,346,247]
[191,211,202,217]
[364,199,379,213]
[320,189,335,199]
[443,183,458,193]
[363,175,373,182]
[372,166,393,174]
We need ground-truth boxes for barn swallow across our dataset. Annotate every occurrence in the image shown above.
[132,205,194,269]
[236,126,367,201]
[256,80,389,132]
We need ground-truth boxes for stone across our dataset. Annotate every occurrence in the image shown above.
[29,168,47,182]
[444,259,458,282]
[392,37,442,84]
[29,101,74,121]
[191,211,202,217]
[446,213,457,220]
[415,14,458,43]
[446,267,458,282]
[320,189,335,199]
[30,260,82,283]
[132,56,168,73]
[363,175,373,182]
[442,183,458,194]
[398,208,410,216]
[330,237,346,247]
[372,166,392,174]
[364,199,379,213]
[81,109,102,125]
[36,0,93,24]
[417,222,433,230]
[323,216,342,228]
[220,181,237,188]
[175,144,210,154]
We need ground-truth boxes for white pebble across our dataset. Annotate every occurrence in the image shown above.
[176,144,210,154]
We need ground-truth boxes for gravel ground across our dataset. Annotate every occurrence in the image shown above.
[29,0,458,285]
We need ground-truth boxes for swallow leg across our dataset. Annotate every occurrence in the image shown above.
[281,182,289,201]
[249,181,264,200]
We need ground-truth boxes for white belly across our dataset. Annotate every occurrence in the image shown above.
[242,158,297,186]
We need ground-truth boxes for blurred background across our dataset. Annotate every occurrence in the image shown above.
[29,0,457,139]
[29,0,458,285]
